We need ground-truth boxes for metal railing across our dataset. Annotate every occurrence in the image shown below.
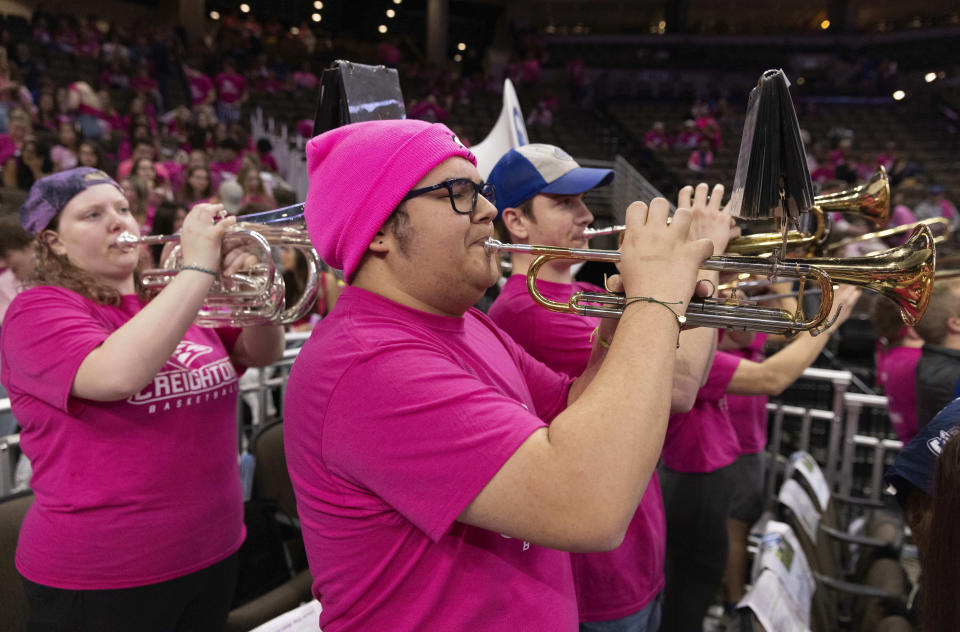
[841,392,901,500]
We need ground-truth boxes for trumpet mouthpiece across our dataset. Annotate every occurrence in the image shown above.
[115,232,140,249]
[483,238,504,255]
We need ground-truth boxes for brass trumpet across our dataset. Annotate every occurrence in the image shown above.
[118,204,319,326]
[583,167,890,257]
[825,216,951,255]
[484,223,934,334]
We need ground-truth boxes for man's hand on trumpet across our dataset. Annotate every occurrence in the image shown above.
[679,182,738,256]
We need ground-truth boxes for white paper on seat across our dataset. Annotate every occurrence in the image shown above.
[738,569,812,632]
[751,521,815,626]
[251,599,323,632]
[778,478,821,545]
[789,451,831,511]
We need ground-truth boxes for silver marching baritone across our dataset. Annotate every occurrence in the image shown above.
[117,204,319,327]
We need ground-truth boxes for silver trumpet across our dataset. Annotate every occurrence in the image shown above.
[118,204,320,327]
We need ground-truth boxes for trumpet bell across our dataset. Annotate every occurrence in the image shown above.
[814,166,890,230]
[807,224,936,326]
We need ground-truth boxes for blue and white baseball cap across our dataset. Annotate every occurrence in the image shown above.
[487,144,614,217]
[885,397,960,505]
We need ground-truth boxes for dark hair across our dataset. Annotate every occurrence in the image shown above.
[0,215,32,256]
[78,140,102,168]
[493,197,535,244]
[871,295,907,346]
[256,138,272,153]
[920,432,960,632]
[915,283,960,345]
[148,201,184,266]
[381,204,413,255]
[219,137,240,152]
[180,166,213,203]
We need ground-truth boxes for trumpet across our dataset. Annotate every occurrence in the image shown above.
[584,167,890,257]
[824,216,951,255]
[118,204,319,326]
[483,223,934,334]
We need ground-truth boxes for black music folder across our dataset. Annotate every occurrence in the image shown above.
[312,60,406,136]
[730,69,814,222]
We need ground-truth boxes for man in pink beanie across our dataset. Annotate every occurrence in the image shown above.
[285,119,715,631]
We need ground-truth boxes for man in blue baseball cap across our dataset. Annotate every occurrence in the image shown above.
[486,144,734,632]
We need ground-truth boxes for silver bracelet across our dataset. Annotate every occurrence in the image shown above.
[181,264,218,278]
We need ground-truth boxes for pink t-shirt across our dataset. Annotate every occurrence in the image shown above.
[188,72,215,107]
[875,344,921,443]
[215,72,247,105]
[661,349,742,473]
[284,286,578,631]
[727,333,769,455]
[488,275,667,621]
[1,286,245,589]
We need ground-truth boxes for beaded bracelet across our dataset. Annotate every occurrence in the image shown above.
[181,264,218,278]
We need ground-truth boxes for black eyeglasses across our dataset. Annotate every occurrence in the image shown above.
[402,178,496,215]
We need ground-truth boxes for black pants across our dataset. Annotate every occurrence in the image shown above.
[659,463,736,632]
[22,552,239,632]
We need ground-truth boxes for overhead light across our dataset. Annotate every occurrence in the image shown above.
[378,24,388,34]
[209,10,220,19]
[892,90,906,101]
[240,3,251,13]
[925,72,937,83]
[312,12,321,21]
[796,76,806,85]
[457,42,466,51]
[290,26,300,34]
[820,19,830,30]
[313,0,323,8]
[454,54,463,62]
[393,0,402,4]
[386,9,395,17]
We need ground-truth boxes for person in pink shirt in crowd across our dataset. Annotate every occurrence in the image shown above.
[2,167,283,630]
[100,58,132,93]
[0,108,32,165]
[252,138,278,172]
[179,165,215,207]
[49,119,80,172]
[285,119,715,631]
[871,297,923,443]
[659,285,859,632]
[687,140,714,173]
[209,138,244,190]
[673,119,700,151]
[0,216,34,323]
[215,58,248,124]
[408,93,449,123]
[184,63,216,108]
[644,121,669,151]
[238,164,276,209]
[116,139,170,183]
[487,144,734,632]
[292,61,318,92]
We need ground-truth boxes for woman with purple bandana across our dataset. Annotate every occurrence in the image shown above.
[2,167,283,631]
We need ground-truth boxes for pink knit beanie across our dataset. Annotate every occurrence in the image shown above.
[304,120,476,281]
